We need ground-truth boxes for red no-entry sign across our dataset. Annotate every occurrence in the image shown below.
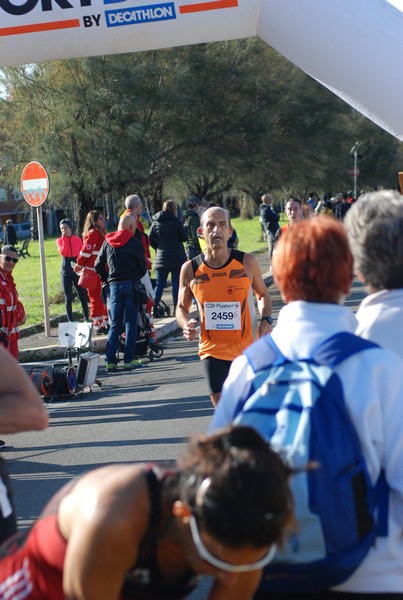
[21,161,49,207]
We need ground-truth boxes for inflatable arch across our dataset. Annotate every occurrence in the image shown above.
[1,0,403,140]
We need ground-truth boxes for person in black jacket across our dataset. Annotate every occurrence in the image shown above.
[3,221,17,247]
[149,199,187,315]
[95,214,147,372]
[259,194,280,261]
[183,195,202,259]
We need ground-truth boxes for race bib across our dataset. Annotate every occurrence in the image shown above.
[204,302,241,330]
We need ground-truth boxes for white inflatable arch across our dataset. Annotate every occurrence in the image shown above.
[1,0,403,140]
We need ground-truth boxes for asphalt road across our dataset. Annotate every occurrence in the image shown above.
[7,277,367,525]
[2,277,367,599]
[6,333,213,527]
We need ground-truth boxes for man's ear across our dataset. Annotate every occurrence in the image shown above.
[197,227,203,238]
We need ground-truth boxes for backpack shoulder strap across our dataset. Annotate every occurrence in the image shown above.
[244,334,286,372]
[313,331,379,368]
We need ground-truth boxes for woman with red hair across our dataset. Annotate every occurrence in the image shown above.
[211,215,403,599]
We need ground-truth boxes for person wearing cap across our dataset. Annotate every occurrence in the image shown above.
[184,195,202,259]
[0,245,26,360]
[56,219,90,323]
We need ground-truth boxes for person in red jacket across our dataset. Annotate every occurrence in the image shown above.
[56,219,89,322]
[0,245,26,360]
[75,210,109,334]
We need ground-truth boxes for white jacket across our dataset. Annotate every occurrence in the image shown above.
[356,288,403,362]
[210,301,403,593]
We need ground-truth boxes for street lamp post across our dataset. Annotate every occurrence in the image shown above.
[350,141,361,200]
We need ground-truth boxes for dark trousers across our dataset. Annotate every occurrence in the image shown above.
[61,272,90,321]
[154,267,180,310]
[106,280,139,364]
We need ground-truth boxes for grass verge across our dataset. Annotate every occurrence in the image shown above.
[15,215,283,327]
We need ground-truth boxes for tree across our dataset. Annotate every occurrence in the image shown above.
[0,39,401,228]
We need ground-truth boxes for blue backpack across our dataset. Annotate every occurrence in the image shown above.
[233,332,389,593]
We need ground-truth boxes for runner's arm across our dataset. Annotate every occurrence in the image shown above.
[0,346,48,433]
[244,253,272,337]
[176,261,198,341]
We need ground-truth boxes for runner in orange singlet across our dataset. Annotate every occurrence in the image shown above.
[176,207,273,407]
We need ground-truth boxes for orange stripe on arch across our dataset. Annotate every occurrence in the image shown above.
[0,19,80,37]
[179,0,238,14]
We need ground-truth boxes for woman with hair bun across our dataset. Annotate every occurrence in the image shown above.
[0,426,293,600]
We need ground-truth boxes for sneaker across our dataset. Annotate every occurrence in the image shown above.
[96,327,109,336]
[106,363,118,373]
[0,440,6,449]
[123,359,143,370]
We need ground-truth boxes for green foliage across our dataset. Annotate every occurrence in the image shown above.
[0,40,401,227]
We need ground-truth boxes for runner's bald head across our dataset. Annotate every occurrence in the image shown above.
[119,213,137,233]
[200,207,230,228]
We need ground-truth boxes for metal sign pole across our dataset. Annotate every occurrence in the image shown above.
[36,204,51,336]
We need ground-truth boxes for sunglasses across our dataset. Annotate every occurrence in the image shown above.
[2,256,18,264]
[188,515,277,573]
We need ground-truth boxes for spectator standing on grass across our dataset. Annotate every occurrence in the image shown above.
[0,426,294,600]
[0,345,48,538]
[176,206,273,407]
[0,245,26,360]
[56,219,89,323]
[149,199,187,316]
[3,220,17,247]
[95,213,147,372]
[210,216,403,600]
[259,193,279,261]
[75,210,109,335]
[345,190,403,361]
